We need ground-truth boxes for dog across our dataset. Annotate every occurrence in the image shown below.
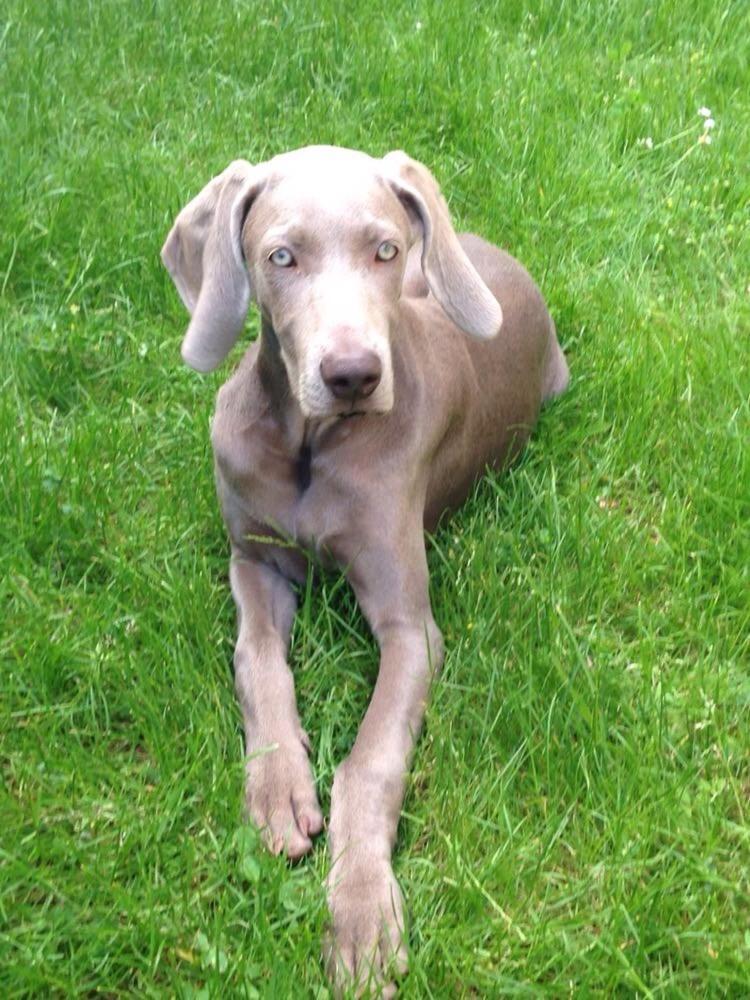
[162,145,569,995]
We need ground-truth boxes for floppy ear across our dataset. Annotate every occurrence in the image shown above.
[161,160,266,372]
[381,151,502,340]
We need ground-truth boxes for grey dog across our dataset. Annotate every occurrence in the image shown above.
[162,145,569,995]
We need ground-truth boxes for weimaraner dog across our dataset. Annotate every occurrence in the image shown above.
[162,145,569,995]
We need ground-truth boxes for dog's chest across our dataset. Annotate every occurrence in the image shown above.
[213,413,358,564]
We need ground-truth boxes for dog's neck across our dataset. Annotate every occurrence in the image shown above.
[256,314,342,483]
[257,314,306,441]
[257,315,293,416]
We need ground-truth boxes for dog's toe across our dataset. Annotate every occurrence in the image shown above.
[244,737,322,861]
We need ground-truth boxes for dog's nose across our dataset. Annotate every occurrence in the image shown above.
[320,350,382,401]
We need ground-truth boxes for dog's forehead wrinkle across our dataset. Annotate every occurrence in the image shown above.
[270,191,389,234]
[264,163,394,222]
[254,157,407,255]
[260,209,401,261]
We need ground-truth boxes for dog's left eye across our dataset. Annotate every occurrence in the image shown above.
[376,241,398,262]
[269,247,295,268]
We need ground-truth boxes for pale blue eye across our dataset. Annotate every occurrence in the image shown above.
[376,241,398,262]
[269,247,295,267]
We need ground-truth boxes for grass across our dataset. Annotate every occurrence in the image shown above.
[1,0,749,995]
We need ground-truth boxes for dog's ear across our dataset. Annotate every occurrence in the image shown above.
[161,160,267,372]
[381,151,502,340]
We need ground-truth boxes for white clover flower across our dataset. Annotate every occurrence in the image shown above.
[698,132,712,145]
[698,106,712,118]
[703,117,715,130]
[415,20,423,30]
[644,136,654,149]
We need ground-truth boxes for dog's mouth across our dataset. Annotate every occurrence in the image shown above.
[304,396,390,420]
[337,398,376,419]
[336,400,392,420]
[297,379,394,421]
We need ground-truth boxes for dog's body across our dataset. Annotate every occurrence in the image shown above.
[163,146,568,995]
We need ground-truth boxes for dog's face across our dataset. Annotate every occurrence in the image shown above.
[243,148,412,417]
[162,146,503,411]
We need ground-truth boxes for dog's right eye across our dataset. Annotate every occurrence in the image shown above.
[269,247,295,268]
[376,240,398,262]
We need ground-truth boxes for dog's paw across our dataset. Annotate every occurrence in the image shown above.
[244,732,323,860]
[324,857,408,997]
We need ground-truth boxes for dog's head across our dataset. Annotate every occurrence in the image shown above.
[162,146,502,418]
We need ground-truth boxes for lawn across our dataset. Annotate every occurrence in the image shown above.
[2,0,749,995]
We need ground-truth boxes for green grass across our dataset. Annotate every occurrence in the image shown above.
[2,0,749,995]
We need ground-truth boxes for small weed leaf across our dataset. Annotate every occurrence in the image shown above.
[234,824,262,882]
[193,931,229,974]
[192,931,210,953]
[278,878,306,915]
[182,989,210,1000]
[240,853,261,883]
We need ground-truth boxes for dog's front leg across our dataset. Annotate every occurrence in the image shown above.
[230,551,323,859]
[325,526,444,995]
